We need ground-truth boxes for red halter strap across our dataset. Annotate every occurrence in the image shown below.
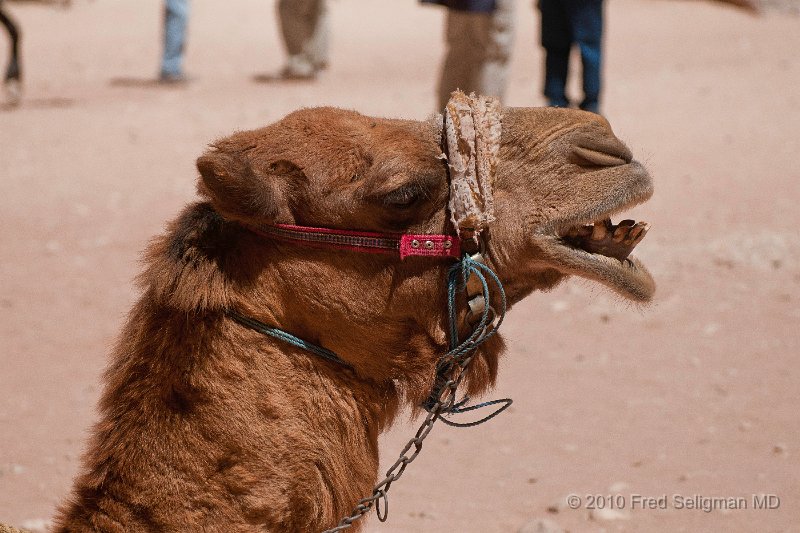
[247,222,461,260]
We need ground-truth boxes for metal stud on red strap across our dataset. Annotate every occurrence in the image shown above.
[247,223,461,260]
[399,234,460,259]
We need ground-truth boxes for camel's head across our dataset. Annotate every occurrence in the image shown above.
[193,105,653,401]
[489,107,654,304]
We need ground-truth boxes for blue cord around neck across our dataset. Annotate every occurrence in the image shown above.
[228,253,511,427]
[228,310,353,369]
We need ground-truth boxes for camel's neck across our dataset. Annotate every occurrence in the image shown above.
[53,202,472,532]
[55,294,396,532]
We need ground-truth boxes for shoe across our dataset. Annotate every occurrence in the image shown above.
[158,72,190,85]
[252,57,324,84]
[546,99,570,108]
[4,79,21,107]
[279,56,318,80]
[579,100,600,114]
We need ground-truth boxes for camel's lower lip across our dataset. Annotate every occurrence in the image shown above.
[532,234,655,301]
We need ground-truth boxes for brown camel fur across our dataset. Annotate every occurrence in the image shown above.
[52,105,654,532]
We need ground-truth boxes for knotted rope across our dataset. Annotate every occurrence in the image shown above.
[444,90,502,241]
[426,253,511,428]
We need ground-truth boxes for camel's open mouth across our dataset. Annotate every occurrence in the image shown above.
[558,217,649,262]
[527,161,655,301]
[529,216,654,301]
[532,210,654,301]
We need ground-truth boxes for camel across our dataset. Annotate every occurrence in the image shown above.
[44,95,653,532]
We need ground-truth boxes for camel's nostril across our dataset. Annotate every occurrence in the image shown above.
[571,145,631,167]
[570,127,633,167]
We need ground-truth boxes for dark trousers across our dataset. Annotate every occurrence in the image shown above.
[0,1,21,81]
[539,0,602,113]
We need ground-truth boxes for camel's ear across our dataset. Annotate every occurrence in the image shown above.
[196,151,292,224]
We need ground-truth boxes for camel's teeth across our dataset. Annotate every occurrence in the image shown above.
[629,222,650,246]
[624,222,650,246]
[625,230,641,245]
[594,217,611,227]
[591,222,608,240]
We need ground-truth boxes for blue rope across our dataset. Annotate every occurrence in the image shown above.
[229,253,512,427]
[446,255,506,355]
[426,254,512,427]
[228,310,353,369]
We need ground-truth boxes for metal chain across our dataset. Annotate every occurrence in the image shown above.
[321,352,477,533]
[322,253,507,532]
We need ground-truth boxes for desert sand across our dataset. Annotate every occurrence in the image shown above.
[1,1,798,531]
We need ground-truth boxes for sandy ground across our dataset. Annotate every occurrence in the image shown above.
[1,1,799,532]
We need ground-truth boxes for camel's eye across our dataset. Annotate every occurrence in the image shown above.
[383,185,424,209]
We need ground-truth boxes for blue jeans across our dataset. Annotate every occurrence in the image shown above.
[539,0,603,113]
[160,0,189,77]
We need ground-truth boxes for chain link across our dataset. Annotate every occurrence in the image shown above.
[321,352,476,533]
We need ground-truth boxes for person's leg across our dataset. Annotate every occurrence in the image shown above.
[0,3,21,82]
[567,0,602,113]
[307,0,329,70]
[0,2,21,104]
[277,0,327,78]
[538,0,571,108]
[437,9,486,109]
[160,0,189,80]
[473,0,515,103]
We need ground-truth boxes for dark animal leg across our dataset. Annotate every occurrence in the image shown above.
[0,5,21,82]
